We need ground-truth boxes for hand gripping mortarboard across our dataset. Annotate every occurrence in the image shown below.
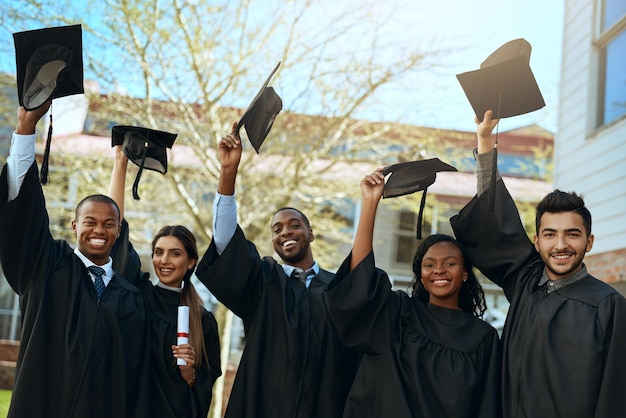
[237,62,283,153]
[13,24,84,185]
[382,158,458,239]
[456,39,545,210]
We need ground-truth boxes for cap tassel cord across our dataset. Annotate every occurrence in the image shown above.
[40,107,53,185]
[416,188,428,240]
[132,140,149,200]
[488,91,502,211]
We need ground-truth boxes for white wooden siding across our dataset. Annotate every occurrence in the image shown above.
[557,0,626,254]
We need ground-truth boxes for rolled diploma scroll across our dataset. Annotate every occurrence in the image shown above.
[177,306,190,365]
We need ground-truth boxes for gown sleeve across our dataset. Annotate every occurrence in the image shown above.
[594,292,626,417]
[196,226,265,320]
[450,178,538,298]
[0,163,61,294]
[190,309,222,418]
[476,329,502,418]
[325,250,399,354]
[110,218,151,288]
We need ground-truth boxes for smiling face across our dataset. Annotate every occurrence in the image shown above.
[72,200,121,265]
[420,241,467,310]
[270,208,315,269]
[534,211,594,281]
[152,235,196,288]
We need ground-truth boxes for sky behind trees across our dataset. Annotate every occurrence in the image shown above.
[0,0,564,132]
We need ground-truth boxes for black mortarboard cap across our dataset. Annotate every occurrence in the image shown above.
[14,24,84,110]
[111,125,178,200]
[456,38,545,122]
[13,24,84,185]
[237,61,283,153]
[382,158,457,239]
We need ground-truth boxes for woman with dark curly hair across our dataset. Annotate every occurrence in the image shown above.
[324,167,501,418]
[411,234,487,318]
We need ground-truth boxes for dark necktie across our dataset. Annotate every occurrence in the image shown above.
[291,268,312,285]
[88,266,106,300]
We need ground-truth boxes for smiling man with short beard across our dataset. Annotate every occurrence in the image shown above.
[195,122,361,418]
[451,110,626,418]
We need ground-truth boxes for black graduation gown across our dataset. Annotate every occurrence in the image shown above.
[111,220,222,418]
[450,179,626,418]
[0,163,150,418]
[196,226,362,418]
[324,251,501,418]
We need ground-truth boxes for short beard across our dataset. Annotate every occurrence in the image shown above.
[542,253,585,280]
[277,245,309,265]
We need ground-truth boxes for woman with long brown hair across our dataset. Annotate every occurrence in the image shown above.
[108,143,221,418]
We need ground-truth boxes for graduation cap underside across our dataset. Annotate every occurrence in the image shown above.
[237,61,283,153]
[383,158,458,239]
[14,24,84,111]
[456,38,545,122]
[13,24,85,185]
[111,125,178,200]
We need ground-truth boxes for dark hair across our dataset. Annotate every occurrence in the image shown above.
[535,190,591,236]
[76,194,120,221]
[273,207,311,229]
[151,225,208,367]
[410,234,487,318]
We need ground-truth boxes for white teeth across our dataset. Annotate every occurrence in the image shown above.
[283,240,296,247]
[90,239,105,245]
[433,279,450,285]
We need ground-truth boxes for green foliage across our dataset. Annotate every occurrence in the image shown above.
[0,389,10,416]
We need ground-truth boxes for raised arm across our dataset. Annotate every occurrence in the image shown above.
[107,145,144,283]
[350,167,385,270]
[475,110,500,197]
[7,102,51,201]
[476,110,499,155]
[217,121,242,195]
[16,103,51,135]
[212,121,243,253]
[451,110,534,292]
[108,145,128,220]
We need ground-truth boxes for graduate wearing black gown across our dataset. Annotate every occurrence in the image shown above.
[195,123,361,418]
[112,221,222,417]
[450,110,626,418]
[0,105,150,418]
[108,146,222,418]
[324,168,501,418]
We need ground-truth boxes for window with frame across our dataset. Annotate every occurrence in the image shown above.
[394,210,431,265]
[597,0,626,127]
[393,203,461,265]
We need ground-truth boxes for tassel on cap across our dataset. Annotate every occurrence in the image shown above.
[487,91,502,212]
[131,141,149,200]
[40,110,53,185]
[416,188,428,240]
